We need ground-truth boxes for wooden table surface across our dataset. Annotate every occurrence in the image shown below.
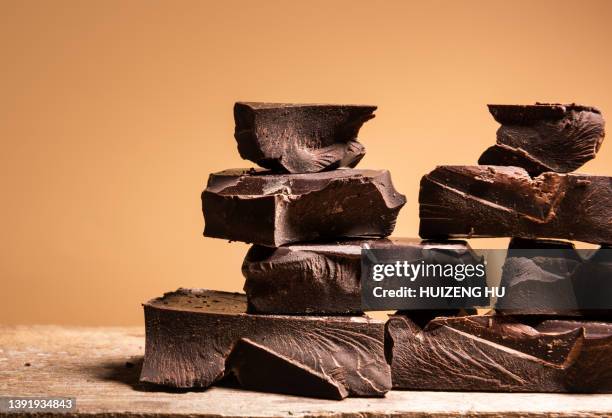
[1,325,611,417]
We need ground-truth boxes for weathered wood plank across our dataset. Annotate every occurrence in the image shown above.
[1,325,611,417]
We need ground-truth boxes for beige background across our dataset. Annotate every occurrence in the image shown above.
[1,0,611,325]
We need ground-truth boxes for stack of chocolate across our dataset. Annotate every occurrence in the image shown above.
[140,102,407,399]
[389,103,612,392]
[140,102,612,398]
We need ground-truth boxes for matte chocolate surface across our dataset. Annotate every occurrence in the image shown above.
[234,102,376,173]
[203,168,406,246]
[243,238,483,314]
[419,165,612,245]
[386,314,612,392]
[572,244,612,312]
[479,103,605,175]
[496,238,582,315]
[140,289,391,399]
[497,239,612,315]
[226,338,348,400]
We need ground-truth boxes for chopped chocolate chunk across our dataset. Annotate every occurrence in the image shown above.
[234,102,376,173]
[386,314,612,392]
[572,245,612,313]
[243,241,364,314]
[140,289,391,398]
[419,165,612,245]
[496,239,612,315]
[243,238,484,314]
[479,103,605,175]
[496,238,582,315]
[203,168,405,246]
[226,338,348,400]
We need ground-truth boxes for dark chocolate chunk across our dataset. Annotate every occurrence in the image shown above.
[226,338,348,400]
[496,238,582,315]
[243,241,364,314]
[496,239,612,315]
[386,314,612,392]
[479,103,605,175]
[243,238,484,314]
[536,319,612,392]
[234,102,376,173]
[203,168,406,246]
[572,245,612,313]
[140,289,391,398]
[419,165,612,245]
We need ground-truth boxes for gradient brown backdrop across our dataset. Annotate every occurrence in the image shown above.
[1,0,611,325]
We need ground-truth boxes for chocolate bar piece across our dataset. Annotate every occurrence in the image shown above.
[496,239,612,315]
[535,319,612,391]
[226,338,348,399]
[243,241,364,314]
[140,289,391,399]
[243,238,484,314]
[419,165,612,245]
[234,102,376,173]
[203,168,405,246]
[479,104,605,175]
[496,238,582,315]
[571,244,612,313]
[386,314,612,392]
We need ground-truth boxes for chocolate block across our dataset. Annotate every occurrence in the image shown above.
[234,102,376,173]
[496,239,612,315]
[243,241,364,314]
[386,314,612,392]
[226,338,348,399]
[496,238,582,315]
[140,289,391,399]
[243,238,484,314]
[203,168,406,246]
[536,319,612,391]
[572,245,612,313]
[419,165,612,245]
[479,104,605,175]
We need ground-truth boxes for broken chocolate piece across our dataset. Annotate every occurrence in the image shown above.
[243,238,484,314]
[479,103,605,175]
[386,314,612,392]
[536,320,612,392]
[495,239,612,315]
[496,238,581,315]
[419,165,612,245]
[226,338,348,400]
[140,289,391,398]
[203,168,406,246]
[234,102,376,173]
[572,245,612,313]
[243,241,364,314]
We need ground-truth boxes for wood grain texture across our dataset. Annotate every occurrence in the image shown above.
[1,325,612,417]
